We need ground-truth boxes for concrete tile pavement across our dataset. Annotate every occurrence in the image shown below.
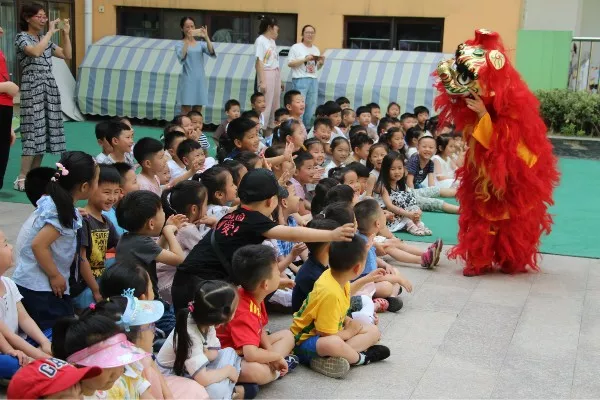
[1,201,600,399]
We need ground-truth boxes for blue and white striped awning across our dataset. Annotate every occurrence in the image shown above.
[76,35,450,122]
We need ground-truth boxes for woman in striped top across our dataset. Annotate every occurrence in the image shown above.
[13,4,71,191]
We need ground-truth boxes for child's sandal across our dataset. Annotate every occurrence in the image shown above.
[407,223,427,236]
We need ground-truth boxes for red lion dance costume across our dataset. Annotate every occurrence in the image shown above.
[434,29,559,276]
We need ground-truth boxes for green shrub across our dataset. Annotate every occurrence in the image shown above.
[535,89,600,136]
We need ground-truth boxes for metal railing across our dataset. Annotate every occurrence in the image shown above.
[569,37,600,93]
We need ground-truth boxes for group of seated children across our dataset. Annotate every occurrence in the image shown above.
[1,91,463,399]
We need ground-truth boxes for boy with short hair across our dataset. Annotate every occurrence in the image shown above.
[341,108,356,135]
[335,96,351,110]
[291,151,315,215]
[102,162,139,237]
[284,90,307,139]
[217,244,299,385]
[214,99,241,141]
[187,110,210,150]
[366,102,381,129]
[321,101,345,141]
[346,133,373,165]
[377,117,394,137]
[400,113,418,134]
[115,190,186,300]
[413,106,430,131]
[106,120,136,167]
[177,138,216,175]
[72,165,121,309]
[94,121,113,164]
[310,117,333,154]
[274,108,290,128]
[290,235,390,378]
[251,92,267,137]
[133,137,166,196]
[356,106,378,142]
[291,218,340,312]
[171,169,355,311]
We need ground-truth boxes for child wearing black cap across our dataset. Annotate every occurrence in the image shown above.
[171,168,356,311]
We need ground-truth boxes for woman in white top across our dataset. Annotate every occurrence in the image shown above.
[254,15,282,134]
[432,134,458,189]
[288,25,324,128]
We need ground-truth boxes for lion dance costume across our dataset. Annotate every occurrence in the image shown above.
[434,29,559,276]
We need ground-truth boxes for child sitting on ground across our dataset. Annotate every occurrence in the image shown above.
[274,107,290,128]
[432,134,458,189]
[346,133,373,165]
[157,281,243,399]
[102,162,139,236]
[188,110,210,150]
[290,235,390,378]
[173,114,196,142]
[413,105,429,131]
[406,133,459,214]
[341,108,356,135]
[176,139,216,183]
[324,137,350,175]
[291,152,316,214]
[355,106,378,142]
[218,118,261,162]
[134,137,167,196]
[0,230,52,381]
[105,120,136,166]
[386,102,401,119]
[367,102,381,129]
[405,127,422,158]
[214,99,241,141]
[12,152,98,332]
[171,169,355,311]
[284,90,307,139]
[164,129,187,179]
[336,96,351,109]
[275,118,306,153]
[217,245,299,386]
[71,165,121,309]
[265,144,296,186]
[157,180,209,303]
[275,182,308,262]
[250,92,267,139]
[94,120,112,164]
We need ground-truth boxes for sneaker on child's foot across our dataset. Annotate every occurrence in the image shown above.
[430,238,443,266]
[384,296,403,312]
[421,247,435,269]
[363,345,391,364]
[310,356,350,379]
[285,355,300,371]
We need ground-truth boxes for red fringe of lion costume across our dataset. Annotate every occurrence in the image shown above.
[434,29,560,276]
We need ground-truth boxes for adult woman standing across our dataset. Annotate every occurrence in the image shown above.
[0,26,19,191]
[255,15,282,134]
[288,25,324,128]
[14,4,71,191]
[176,17,216,116]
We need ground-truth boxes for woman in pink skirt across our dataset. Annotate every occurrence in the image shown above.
[254,15,282,137]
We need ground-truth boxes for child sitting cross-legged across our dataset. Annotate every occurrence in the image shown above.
[134,137,167,196]
[157,281,246,399]
[217,245,299,386]
[290,234,391,378]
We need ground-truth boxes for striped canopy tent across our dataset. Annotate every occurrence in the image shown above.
[318,49,452,113]
[77,36,182,121]
[76,35,292,122]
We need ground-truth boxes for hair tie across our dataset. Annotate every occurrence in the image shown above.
[318,211,326,217]
[188,301,195,313]
[51,162,70,182]
[89,303,96,310]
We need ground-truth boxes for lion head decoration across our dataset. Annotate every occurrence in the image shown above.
[433,29,540,135]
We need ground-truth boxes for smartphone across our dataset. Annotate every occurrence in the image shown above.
[56,20,65,30]
[191,29,203,37]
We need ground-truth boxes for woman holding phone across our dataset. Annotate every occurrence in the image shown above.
[176,17,216,116]
[13,3,71,192]
[288,25,324,127]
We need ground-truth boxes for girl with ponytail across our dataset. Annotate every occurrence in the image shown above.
[156,280,243,399]
[157,180,209,302]
[12,151,98,331]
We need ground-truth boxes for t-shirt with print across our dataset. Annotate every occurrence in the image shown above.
[406,153,434,187]
[0,277,23,335]
[156,317,221,376]
[115,233,162,298]
[216,287,268,350]
[81,214,119,278]
[277,216,297,257]
[288,43,321,79]
[291,254,327,313]
[290,268,350,345]
[255,35,279,70]
[176,207,278,283]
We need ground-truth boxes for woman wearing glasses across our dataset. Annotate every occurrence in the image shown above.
[0,26,19,191]
[13,4,71,191]
[287,25,324,128]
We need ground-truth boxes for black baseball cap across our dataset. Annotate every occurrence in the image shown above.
[238,169,287,203]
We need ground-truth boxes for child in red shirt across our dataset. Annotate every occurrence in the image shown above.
[217,244,299,385]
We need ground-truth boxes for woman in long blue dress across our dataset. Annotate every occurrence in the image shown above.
[176,17,216,116]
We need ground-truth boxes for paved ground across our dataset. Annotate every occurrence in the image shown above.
[2,201,599,399]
